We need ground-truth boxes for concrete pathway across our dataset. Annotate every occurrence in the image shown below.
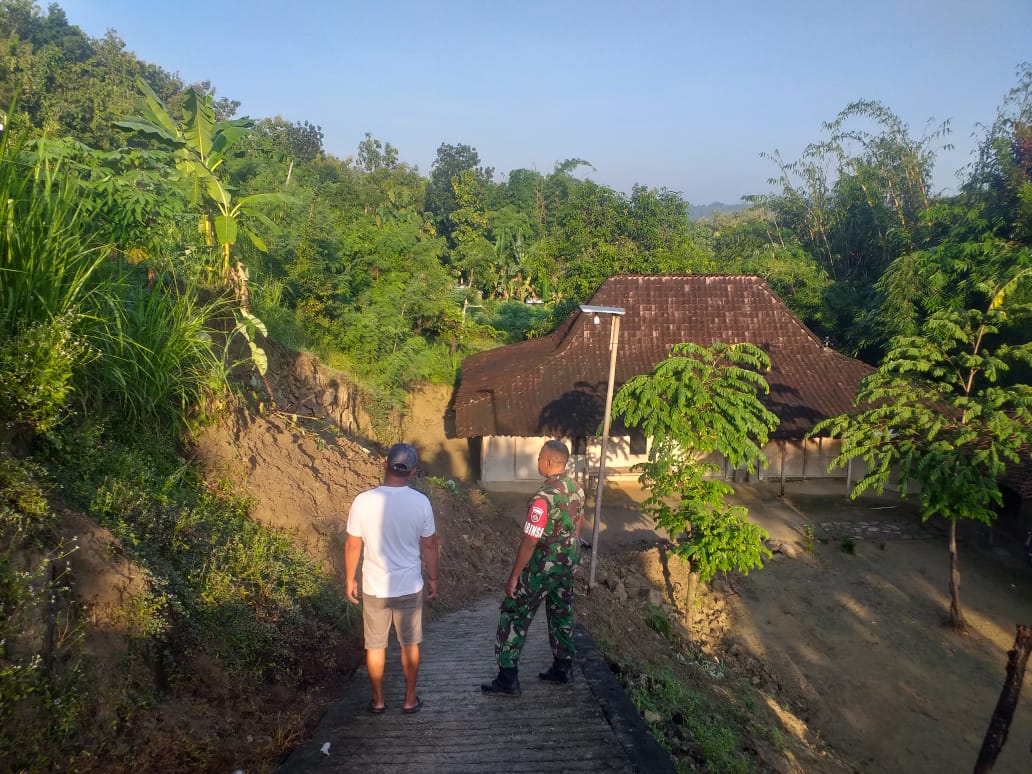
[278,597,675,774]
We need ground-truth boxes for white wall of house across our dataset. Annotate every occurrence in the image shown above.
[581,435,648,478]
[478,434,876,490]
[755,438,862,481]
[481,435,550,483]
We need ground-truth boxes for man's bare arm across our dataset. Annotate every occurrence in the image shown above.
[420,534,440,600]
[344,534,363,604]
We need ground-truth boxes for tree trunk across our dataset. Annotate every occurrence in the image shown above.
[973,625,1032,773]
[684,571,700,638]
[234,260,251,312]
[948,520,966,629]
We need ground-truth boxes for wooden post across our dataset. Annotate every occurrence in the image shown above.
[588,313,622,590]
[779,439,786,497]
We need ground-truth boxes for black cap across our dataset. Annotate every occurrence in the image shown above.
[387,443,418,473]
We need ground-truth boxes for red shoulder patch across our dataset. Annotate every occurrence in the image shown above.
[528,498,547,524]
[523,497,548,538]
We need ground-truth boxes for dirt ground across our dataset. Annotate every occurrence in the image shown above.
[721,480,1032,773]
[483,476,1032,773]
[185,374,1032,773]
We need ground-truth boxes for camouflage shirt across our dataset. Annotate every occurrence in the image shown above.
[523,473,585,571]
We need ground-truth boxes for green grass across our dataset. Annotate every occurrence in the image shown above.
[802,524,815,552]
[0,421,358,771]
[626,663,757,773]
[644,603,675,640]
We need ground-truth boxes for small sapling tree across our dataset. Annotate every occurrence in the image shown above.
[812,270,1032,629]
[612,342,780,630]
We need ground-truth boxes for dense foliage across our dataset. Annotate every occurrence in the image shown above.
[1,0,1031,769]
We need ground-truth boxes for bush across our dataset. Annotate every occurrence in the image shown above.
[0,314,91,434]
[484,299,552,342]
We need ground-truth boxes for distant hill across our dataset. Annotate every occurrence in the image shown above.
[688,201,749,221]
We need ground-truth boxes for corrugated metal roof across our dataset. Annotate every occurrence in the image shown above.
[453,275,874,439]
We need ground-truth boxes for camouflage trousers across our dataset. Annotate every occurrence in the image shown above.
[495,563,575,669]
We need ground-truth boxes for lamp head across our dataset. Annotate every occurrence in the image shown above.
[578,304,626,318]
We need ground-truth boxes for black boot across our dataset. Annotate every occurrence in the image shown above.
[481,666,521,696]
[538,658,574,683]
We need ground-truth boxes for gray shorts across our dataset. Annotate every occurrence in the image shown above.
[362,591,423,649]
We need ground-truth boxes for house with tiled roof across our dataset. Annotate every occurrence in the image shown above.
[453,275,875,489]
[999,456,1032,538]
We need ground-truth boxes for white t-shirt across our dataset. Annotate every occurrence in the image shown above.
[346,484,436,598]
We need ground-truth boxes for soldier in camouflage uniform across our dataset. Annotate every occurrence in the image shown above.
[482,439,585,696]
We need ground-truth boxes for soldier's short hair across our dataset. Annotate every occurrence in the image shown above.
[542,439,570,465]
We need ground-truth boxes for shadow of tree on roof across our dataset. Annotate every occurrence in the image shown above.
[766,380,828,435]
[538,383,605,437]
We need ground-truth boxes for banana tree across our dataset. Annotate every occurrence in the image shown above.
[116,79,288,382]
[116,78,287,286]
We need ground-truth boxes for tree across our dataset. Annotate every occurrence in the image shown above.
[356,132,398,173]
[874,201,1032,343]
[0,3,184,148]
[753,101,951,359]
[964,63,1032,245]
[116,78,287,291]
[612,342,779,629]
[872,65,1032,366]
[812,269,1032,629]
[492,167,546,238]
[424,142,493,241]
[448,168,493,290]
[246,116,323,186]
[707,209,829,327]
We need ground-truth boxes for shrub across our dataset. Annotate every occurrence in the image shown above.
[0,314,91,434]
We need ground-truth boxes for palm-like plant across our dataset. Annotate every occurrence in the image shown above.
[116,79,286,287]
[117,79,292,381]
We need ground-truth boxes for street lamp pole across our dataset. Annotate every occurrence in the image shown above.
[578,304,625,590]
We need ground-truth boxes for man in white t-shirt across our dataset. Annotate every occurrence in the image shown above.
[345,443,439,714]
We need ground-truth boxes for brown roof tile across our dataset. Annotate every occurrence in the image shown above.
[454,275,874,439]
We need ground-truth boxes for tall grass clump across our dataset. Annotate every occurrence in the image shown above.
[0,136,110,334]
[0,128,228,437]
[82,275,227,430]
[0,131,104,436]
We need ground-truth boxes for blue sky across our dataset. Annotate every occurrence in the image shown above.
[58,0,1031,204]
